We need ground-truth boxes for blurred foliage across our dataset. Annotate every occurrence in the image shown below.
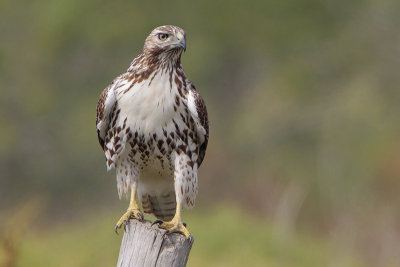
[1,0,400,266]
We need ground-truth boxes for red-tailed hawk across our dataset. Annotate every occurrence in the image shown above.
[96,25,209,238]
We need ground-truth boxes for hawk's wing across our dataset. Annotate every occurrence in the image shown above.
[96,78,119,150]
[187,84,209,167]
[97,74,134,170]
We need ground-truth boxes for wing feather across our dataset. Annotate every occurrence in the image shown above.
[96,82,117,150]
[187,84,209,166]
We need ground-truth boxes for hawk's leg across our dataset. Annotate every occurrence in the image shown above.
[152,202,190,239]
[152,154,196,239]
[114,184,143,233]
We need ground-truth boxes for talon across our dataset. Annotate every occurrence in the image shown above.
[115,208,142,234]
[149,203,191,239]
[162,230,169,238]
[114,225,119,235]
[152,220,163,226]
[152,219,191,239]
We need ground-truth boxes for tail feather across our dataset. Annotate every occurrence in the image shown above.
[141,191,176,221]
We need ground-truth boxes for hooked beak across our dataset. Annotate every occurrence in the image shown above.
[179,39,186,51]
[176,33,186,51]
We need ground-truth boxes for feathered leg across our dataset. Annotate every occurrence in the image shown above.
[152,153,197,239]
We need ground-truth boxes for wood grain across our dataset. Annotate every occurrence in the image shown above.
[117,220,194,267]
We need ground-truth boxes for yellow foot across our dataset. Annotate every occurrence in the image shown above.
[114,208,143,234]
[152,220,190,239]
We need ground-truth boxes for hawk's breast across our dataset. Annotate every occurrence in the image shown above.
[113,68,191,177]
[116,70,179,134]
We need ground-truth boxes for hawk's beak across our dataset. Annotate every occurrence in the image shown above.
[179,39,186,51]
[177,33,186,51]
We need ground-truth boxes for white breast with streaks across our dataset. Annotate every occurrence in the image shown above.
[116,69,180,136]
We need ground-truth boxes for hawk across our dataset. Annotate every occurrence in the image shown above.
[96,25,209,238]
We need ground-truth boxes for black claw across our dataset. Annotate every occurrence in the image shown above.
[182,222,187,227]
[162,230,169,238]
[137,212,144,222]
[123,220,127,231]
[152,220,163,226]
[114,225,119,235]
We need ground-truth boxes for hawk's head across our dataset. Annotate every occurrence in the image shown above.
[143,25,186,58]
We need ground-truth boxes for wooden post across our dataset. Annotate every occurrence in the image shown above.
[117,220,194,267]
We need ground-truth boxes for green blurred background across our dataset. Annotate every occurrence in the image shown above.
[1,0,400,266]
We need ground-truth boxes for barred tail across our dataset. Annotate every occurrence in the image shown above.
[141,191,176,221]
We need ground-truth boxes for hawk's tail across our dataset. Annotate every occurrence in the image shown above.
[141,191,176,221]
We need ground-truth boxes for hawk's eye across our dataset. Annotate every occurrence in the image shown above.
[158,33,169,41]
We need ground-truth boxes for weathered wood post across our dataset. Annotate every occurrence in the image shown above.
[117,220,194,267]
